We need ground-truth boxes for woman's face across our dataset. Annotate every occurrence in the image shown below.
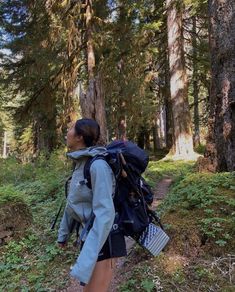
[66,123,85,150]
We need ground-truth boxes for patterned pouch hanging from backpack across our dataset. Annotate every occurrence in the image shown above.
[138,223,170,256]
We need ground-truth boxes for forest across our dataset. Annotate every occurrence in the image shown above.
[0,0,234,291]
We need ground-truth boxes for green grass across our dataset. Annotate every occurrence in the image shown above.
[144,159,196,187]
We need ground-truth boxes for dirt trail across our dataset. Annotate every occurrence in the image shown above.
[61,177,173,292]
[109,176,173,291]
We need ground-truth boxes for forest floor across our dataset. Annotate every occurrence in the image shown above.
[0,154,234,291]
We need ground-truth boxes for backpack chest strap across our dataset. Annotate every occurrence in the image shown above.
[77,179,88,186]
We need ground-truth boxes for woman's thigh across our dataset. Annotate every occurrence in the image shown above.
[83,258,117,292]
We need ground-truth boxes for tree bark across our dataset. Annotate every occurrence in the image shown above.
[116,116,127,141]
[164,64,174,151]
[79,0,107,145]
[137,126,146,149]
[166,0,195,159]
[198,0,235,172]
[192,16,201,148]
[32,91,57,155]
[154,104,167,151]
[3,131,7,158]
[144,130,151,150]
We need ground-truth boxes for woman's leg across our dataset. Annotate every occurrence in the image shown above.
[83,258,117,292]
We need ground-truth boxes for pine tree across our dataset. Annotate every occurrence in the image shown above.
[198,0,235,172]
[166,0,198,159]
[0,0,82,155]
[78,0,108,144]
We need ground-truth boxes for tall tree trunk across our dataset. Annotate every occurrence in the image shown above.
[164,63,174,151]
[33,93,57,154]
[137,127,145,149]
[166,0,196,159]
[137,126,150,150]
[3,131,7,158]
[144,130,151,150]
[153,104,167,151]
[116,116,127,141]
[198,0,235,172]
[192,16,201,148]
[79,0,107,145]
[152,125,157,152]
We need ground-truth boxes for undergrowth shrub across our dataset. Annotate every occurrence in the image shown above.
[0,149,71,204]
[0,149,74,290]
[0,184,26,205]
[160,171,235,247]
[145,159,196,186]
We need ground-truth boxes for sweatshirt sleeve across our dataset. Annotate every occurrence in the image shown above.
[70,159,115,284]
[57,202,75,243]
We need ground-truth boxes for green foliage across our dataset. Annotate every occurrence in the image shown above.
[162,172,235,210]
[120,279,137,292]
[120,277,155,292]
[0,0,80,155]
[119,265,156,292]
[1,149,68,182]
[0,232,68,290]
[0,157,36,185]
[172,268,186,285]
[0,184,25,205]
[184,0,208,16]
[0,0,211,154]
[195,143,206,154]
[94,0,168,141]
[160,171,235,246]
[120,161,234,292]
[144,159,195,186]
[1,155,234,291]
[140,279,155,292]
[0,150,74,291]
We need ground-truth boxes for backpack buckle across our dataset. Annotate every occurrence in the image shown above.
[77,179,88,186]
[112,223,119,230]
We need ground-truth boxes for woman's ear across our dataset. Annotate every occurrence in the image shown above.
[76,135,86,148]
[75,135,83,143]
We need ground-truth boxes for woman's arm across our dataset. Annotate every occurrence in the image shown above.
[70,159,115,284]
[57,203,76,243]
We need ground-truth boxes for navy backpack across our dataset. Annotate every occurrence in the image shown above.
[83,140,160,239]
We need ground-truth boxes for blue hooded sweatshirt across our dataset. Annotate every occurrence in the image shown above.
[57,146,116,284]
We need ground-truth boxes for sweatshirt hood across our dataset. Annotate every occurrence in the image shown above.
[66,146,107,161]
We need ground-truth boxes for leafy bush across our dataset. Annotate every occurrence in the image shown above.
[0,149,70,204]
[0,149,70,185]
[160,171,235,246]
[161,172,235,210]
[0,184,26,205]
[194,144,206,154]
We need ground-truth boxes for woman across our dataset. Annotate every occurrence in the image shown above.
[57,118,127,292]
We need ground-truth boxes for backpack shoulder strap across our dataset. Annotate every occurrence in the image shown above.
[83,155,107,189]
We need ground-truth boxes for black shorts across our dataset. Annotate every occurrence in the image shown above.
[80,230,127,262]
